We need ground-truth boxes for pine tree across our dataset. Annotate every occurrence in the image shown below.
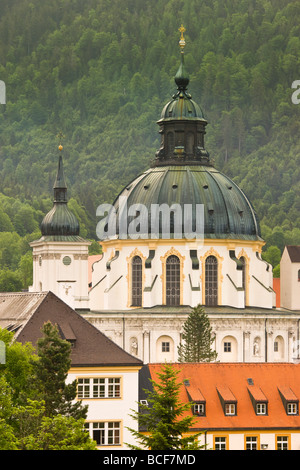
[178,305,218,363]
[31,321,88,419]
[127,363,204,450]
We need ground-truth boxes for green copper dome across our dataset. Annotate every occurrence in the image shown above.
[40,152,80,238]
[109,165,261,241]
[160,52,205,121]
[99,28,261,243]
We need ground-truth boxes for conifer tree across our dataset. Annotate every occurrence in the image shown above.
[31,322,88,419]
[178,305,218,363]
[127,362,204,450]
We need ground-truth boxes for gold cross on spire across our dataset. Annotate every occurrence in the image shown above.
[178,24,186,50]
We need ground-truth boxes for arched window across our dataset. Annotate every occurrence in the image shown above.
[166,255,180,306]
[131,256,142,307]
[205,255,218,306]
[167,132,174,157]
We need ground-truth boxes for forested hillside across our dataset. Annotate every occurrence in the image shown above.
[0,0,299,287]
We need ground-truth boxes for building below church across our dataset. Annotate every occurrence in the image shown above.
[29,28,300,365]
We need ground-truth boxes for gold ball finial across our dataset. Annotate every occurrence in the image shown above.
[179,24,186,50]
[58,144,63,151]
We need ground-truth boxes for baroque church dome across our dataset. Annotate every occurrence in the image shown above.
[105,32,261,243]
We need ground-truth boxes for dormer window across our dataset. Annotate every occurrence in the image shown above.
[256,402,267,415]
[225,403,236,415]
[193,402,205,416]
[185,383,206,416]
[217,386,237,416]
[287,402,298,415]
[247,384,268,415]
[278,386,299,416]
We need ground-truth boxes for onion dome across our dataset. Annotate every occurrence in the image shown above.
[40,146,80,239]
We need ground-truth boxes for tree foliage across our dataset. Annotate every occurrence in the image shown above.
[0,325,95,450]
[0,0,299,276]
[178,305,218,363]
[127,362,204,450]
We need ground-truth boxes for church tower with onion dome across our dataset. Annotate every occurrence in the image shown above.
[29,144,91,310]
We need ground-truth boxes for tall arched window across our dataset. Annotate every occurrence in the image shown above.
[205,255,218,306]
[167,132,174,157]
[131,256,142,307]
[166,255,180,306]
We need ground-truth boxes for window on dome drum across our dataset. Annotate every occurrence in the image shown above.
[166,255,180,306]
[131,256,142,307]
[167,132,174,156]
[205,255,218,306]
[224,342,231,352]
[162,341,170,352]
[85,422,121,446]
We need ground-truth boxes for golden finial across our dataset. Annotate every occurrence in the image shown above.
[179,24,186,50]
[57,131,65,151]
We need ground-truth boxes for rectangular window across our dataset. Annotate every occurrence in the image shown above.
[86,422,121,446]
[77,378,121,399]
[224,342,231,352]
[246,436,257,450]
[287,402,298,415]
[256,402,267,415]
[277,436,289,450]
[225,403,236,415]
[162,342,170,352]
[214,436,227,450]
[193,403,205,416]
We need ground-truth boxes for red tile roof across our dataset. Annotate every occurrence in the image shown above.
[147,363,300,430]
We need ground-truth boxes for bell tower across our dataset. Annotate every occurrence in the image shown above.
[29,145,91,310]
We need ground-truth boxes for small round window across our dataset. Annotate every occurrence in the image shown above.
[63,256,72,266]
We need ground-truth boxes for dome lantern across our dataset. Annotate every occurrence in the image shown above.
[153,26,210,167]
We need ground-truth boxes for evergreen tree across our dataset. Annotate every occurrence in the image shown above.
[127,363,204,450]
[178,305,218,363]
[31,321,88,419]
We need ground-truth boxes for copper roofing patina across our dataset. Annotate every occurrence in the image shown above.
[40,146,80,238]
[100,26,261,242]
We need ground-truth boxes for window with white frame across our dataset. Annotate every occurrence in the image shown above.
[77,377,121,399]
[277,435,289,450]
[224,342,231,352]
[287,402,298,415]
[85,421,121,446]
[214,436,227,450]
[193,403,205,416]
[225,403,236,415]
[256,402,267,415]
[246,436,257,450]
[162,341,170,352]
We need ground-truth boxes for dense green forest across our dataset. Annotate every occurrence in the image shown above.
[0,0,299,288]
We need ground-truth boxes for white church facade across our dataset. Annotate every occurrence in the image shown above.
[29,29,300,365]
